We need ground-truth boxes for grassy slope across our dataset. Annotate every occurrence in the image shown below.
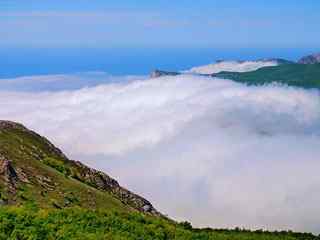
[215,64,320,89]
[0,123,129,212]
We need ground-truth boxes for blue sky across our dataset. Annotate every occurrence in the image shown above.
[1,0,320,49]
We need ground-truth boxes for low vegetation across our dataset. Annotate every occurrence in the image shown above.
[215,63,320,89]
[0,205,318,240]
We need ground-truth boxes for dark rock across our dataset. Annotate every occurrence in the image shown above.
[70,160,162,216]
[150,69,181,78]
[0,155,19,192]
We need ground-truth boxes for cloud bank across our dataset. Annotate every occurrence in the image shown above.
[186,60,279,74]
[0,74,320,233]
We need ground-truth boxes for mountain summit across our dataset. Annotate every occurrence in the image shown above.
[298,53,320,64]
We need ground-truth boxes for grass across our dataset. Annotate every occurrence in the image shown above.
[0,124,129,212]
[0,206,318,240]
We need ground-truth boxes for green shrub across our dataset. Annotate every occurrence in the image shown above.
[43,157,71,176]
[0,206,317,240]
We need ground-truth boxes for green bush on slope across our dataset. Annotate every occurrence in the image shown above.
[42,157,71,176]
[0,206,317,240]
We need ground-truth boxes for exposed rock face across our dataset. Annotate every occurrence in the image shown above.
[0,155,19,193]
[150,69,181,78]
[298,53,320,64]
[70,160,161,216]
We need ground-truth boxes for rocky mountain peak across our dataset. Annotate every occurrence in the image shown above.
[298,53,320,64]
[150,69,180,78]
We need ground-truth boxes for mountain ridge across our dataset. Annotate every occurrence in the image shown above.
[185,58,292,75]
[150,54,320,90]
[0,120,161,216]
[298,53,320,64]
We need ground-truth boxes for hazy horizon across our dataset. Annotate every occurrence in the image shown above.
[1,47,319,79]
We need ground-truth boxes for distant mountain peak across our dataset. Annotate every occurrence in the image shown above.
[150,58,294,78]
[298,53,320,64]
[150,69,180,78]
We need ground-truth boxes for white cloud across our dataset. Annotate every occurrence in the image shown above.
[0,74,320,233]
[186,60,279,74]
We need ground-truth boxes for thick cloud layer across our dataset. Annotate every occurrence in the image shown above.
[1,74,320,233]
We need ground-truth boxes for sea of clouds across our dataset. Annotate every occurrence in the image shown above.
[186,60,279,74]
[1,73,320,233]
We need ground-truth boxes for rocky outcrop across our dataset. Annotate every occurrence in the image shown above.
[298,53,320,64]
[0,154,31,194]
[0,155,19,193]
[70,160,161,216]
[150,69,181,78]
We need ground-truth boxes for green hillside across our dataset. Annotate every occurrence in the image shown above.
[215,64,320,89]
[0,120,159,215]
[0,120,318,239]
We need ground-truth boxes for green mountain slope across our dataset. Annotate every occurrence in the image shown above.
[0,120,159,215]
[215,64,320,89]
[0,120,318,239]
